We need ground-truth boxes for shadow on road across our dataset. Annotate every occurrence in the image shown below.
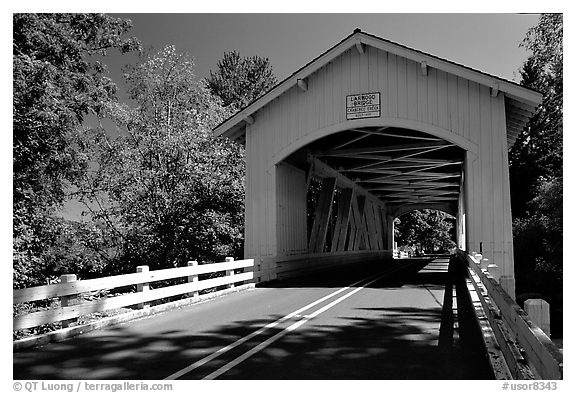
[14,257,493,380]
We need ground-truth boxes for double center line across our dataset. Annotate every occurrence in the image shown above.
[164,262,410,380]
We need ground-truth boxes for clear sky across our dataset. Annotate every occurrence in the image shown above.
[105,13,540,101]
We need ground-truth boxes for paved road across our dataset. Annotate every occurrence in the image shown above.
[14,257,493,380]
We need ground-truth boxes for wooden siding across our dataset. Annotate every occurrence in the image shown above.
[244,44,515,286]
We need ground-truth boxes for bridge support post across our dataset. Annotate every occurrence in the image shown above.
[136,265,149,309]
[524,299,551,336]
[225,257,235,288]
[60,274,77,328]
[188,261,199,297]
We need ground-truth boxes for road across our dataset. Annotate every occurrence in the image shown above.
[14,257,493,380]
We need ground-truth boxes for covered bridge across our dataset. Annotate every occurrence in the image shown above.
[214,29,541,296]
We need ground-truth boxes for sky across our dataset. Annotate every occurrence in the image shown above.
[104,13,540,102]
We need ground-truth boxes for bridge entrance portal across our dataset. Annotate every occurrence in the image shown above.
[214,29,541,297]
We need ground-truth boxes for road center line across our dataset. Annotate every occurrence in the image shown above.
[202,267,403,380]
[163,269,385,380]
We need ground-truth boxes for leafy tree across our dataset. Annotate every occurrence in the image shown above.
[509,14,562,218]
[394,209,456,255]
[13,13,140,288]
[206,51,277,111]
[509,15,562,334]
[78,46,245,274]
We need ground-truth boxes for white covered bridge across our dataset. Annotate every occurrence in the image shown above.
[214,28,541,295]
[14,29,563,381]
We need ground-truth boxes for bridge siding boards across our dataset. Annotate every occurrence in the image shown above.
[239,37,534,286]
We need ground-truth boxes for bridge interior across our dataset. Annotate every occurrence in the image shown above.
[292,126,464,214]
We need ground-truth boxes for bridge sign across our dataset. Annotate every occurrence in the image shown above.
[346,92,381,120]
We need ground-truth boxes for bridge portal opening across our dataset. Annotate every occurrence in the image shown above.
[281,126,466,258]
[393,209,457,257]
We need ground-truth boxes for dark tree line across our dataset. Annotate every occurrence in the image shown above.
[509,14,562,322]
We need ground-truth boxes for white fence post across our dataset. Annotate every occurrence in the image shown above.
[136,265,149,309]
[188,261,199,298]
[524,299,551,336]
[60,274,77,328]
[487,263,500,280]
[225,257,235,288]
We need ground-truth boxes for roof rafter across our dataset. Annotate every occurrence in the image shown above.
[314,140,452,157]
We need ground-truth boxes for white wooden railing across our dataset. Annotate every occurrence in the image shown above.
[13,258,254,331]
[460,251,562,380]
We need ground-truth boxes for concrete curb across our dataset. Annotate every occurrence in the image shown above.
[14,283,255,351]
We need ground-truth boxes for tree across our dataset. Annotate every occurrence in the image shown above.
[206,51,277,111]
[509,15,562,333]
[13,13,140,288]
[509,14,562,218]
[394,210,456,255]
[77,46,245,274]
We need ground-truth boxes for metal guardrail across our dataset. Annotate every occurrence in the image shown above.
[13,258,254,331]
[459,250,562,380]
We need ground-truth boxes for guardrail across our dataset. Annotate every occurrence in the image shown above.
[459,251,562,380]
[14,258,254,331]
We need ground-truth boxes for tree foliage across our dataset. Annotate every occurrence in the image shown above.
[206,50,277,111]
[13,13,140,288]
[394,210,456,255]
[77,46,245,275]
[509,14,562,218]
[509,15,562,317]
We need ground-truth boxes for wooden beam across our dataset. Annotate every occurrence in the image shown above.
[420,61,428,76]
[363,172,461,183]
[331,188,354,252]
[342,161,461,175]
[381,190,459,198]
[394,157,463,165]
[341,168,403,175]
[244,115,254,125]
[351,128,440,142]
[353,160,462,171]
[355,39,365,55]
[378,188,460,195]
[346,144,453,171]
[332,132,372,150]
[314,140,451,157]
[363,199,375,250]
[382,196,458,203]
[366,182,459,190]
[308,177,337,253]
[350,195,368,250]
[309,156,384,208]
[491,83,500,98]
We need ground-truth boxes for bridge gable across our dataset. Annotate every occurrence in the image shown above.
[214,30,540,149]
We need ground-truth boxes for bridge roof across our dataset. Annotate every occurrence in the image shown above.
[213,28,542,147]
